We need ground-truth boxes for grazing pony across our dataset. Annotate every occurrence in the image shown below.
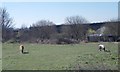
[19,45,24,54]
[98,44,105,51]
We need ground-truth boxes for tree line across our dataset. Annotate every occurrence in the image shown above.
[0,8,119,44]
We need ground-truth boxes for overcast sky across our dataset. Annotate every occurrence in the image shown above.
[1,2,118,28]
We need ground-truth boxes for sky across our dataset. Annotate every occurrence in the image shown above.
[0,2,118,28]
[0,0,119,2]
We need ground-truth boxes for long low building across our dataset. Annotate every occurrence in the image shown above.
[87,34,120,42]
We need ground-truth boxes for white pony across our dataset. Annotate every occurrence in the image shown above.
[98,44,105,51]
[19,45,24,54]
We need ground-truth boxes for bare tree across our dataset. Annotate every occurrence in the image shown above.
[0,8,14,42]
[65,15,88,25]
[15,24,30,43]
[0,8,13,29]
[30,20,57,43]
[32,20,54,27]
[61,25,72,38]
[64,15,88,41]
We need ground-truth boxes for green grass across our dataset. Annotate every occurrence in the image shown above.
[2,42,118,70]
[0,43,2,71]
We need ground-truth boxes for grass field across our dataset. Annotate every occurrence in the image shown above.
[0,43,1,71]
[2,42,118,70]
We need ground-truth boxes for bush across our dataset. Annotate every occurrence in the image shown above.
[56,38,79,44]
[6,39,16,43]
